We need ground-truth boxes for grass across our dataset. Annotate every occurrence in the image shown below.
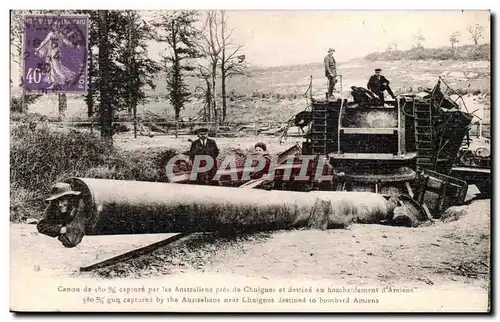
[10,123,179,222]
[10,93,43,113]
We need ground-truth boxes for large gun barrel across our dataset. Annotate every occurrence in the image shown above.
[58,178,394,247]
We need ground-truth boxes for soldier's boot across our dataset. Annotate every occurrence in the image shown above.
[387,87,397,100]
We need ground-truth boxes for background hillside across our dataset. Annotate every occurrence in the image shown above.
[23,56,491,124]
[365,44,490,61]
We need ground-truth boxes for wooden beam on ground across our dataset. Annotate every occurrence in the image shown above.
[422,204,435,222]
[79,233,190,272]
[405,181,414,198]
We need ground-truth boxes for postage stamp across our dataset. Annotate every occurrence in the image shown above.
[23,14,89,94]
[10,9,491,314]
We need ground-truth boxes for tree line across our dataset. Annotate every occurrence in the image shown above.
[384,23,486,53]
[10,10,247,140]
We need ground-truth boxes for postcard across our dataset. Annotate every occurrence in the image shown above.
[9,9,491,312]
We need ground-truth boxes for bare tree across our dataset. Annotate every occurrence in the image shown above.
[196,11,222,124]
[10,11,25,72]
[466,23,484,45]
[449,31,461,56]
[412,29,426,49]
[195,11,247,123]
[98,10,113,139]
[386,42,399,52]
[10,10,28,113]
[195,65,212,122]
[449,31,461,48]
[219,10,246,122]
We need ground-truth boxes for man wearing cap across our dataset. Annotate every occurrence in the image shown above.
[324,48,337,99]
[189,127,220,184]
[37,182,86,248]
[367,68,396,104]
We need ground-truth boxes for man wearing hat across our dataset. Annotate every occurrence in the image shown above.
[188,127,220,184]
[37,182,86,248]
[367,68,396,104]
[324,48,337,99]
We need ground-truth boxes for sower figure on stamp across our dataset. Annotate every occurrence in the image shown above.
[37,182,86,248]
[324,48,337,100]
[367,68,396,105]
[189,127,220,185]
[33,19,82,90]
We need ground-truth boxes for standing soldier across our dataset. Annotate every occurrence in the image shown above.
[37,182,86,248]
[189,127,220,184]
[324,48,337,99]
[367,68,396,105]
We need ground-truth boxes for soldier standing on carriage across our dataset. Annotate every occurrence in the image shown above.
[324,48,337,99]
[367,68,396,104]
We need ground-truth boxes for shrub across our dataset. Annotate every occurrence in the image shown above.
[10,183,41,222]
[10,94,43,113]
[11,124,112,191]
[365,44,491,61]
[10,124,171,222]
[10,112,48,123]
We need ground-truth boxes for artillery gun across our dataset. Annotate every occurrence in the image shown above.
[236,78,476,217]
[44,77,485,251]
[166,77,479,221]
[451,130,491,198]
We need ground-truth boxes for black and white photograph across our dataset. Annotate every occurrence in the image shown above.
[9,8,492,312]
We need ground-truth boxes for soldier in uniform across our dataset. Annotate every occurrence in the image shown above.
[37,182,86,248]
[189,127,220,184]
[367,68,396,105]
[324,48,337,99]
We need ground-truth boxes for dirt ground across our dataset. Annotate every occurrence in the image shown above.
[10,192,490,287]
[10,130,491,311]
[114,132,298,154]
[204,198,490,288]
[11,133,491,289]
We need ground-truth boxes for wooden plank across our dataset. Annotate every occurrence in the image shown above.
[168,173,191,183]
[80,233,190,272]
[399,105,406,155]
[422,204,435,222]
[329,152,417,160]
[452,167,491,175]
[405,181,414,198]
[439,182,448,211]
[423,169,467,187]
[450,167,491,185]
[340,127,398,135]
[417,176,429,205]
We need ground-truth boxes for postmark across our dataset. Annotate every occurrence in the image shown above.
[23,14,89,94]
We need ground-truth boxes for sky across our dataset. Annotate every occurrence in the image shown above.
[231,10,490,66]
[9,9,491,83]
[145,10,491,67]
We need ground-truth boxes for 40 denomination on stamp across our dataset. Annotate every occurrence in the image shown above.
[23,14,89,94]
